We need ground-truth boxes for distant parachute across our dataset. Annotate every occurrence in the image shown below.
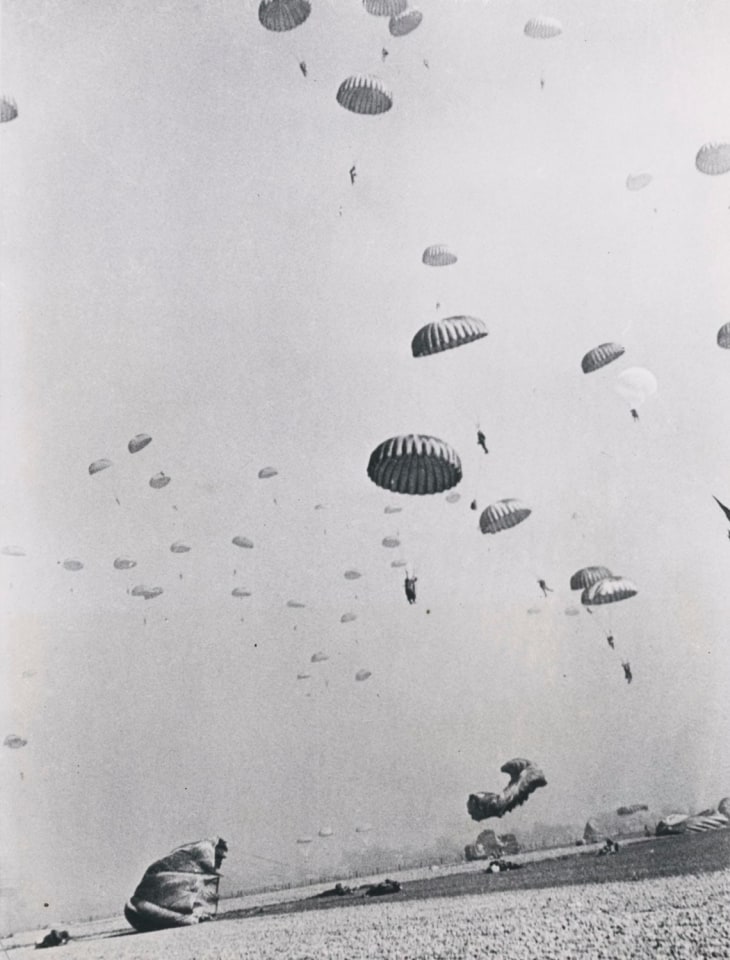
[62,559,84,572]
[89,459,112,475]
[422,245,457,267]
[232,587,252,598]
[170,542,191,554]
[144,587,163,600]
[391,559,407,568]
[717,323,730,349]
[411,316,488,358]
[3,734,27,749]
[287,600,306,608]
[581,343,625,374]
[149,472,171,489]
[311,652,329,663]
[341,612,357,623]
[128,434,152,454]
[382,536,400,549]
[615,367,657,407]
[318,827,334,838]
[355,823,373,833]
[389,8,422,36]
[570,566,613,591]
[526,607,541,615]
[297,672,311,680]
[468,758,547,821]
[445,492,461,504]
[0,96,18,123]
[114,557,137,570]
[1,545,26,557]
[344,570,362,580]
[582,576,637,606]
[258,466,278,479]
[363,0,406,15]
[657,811,729,835]
[367,434,462,495]
[695,142,730,176]
[564,606,581,617]
[232,536,254,549]
[258,0,311,31]
[617,804,649,816]
[479,499,531,534]
[131,585,163,600]
[355,669,372,681]
[524,17,562,38]
[626,173,652,191]
[336,76,393,116]
[384,505,402,514]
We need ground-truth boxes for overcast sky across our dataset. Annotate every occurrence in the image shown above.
[2,0,730,931]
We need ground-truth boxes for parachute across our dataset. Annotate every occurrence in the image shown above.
[258,0,311,31]
[468,758,547,821]
[125,838,227,932]
[0,96,18,123]
[717,323,730,349]
[389,8,422,36]
[564,606,581,617]
[310,652,329,663]
[62,559,84,572]
[656,812,729,836]
[382,536,400,548]
[89,459,112,475]
[581,343,625,374]
[363,0,406,15]
[411,316,488,358]
[258,466,278,479]
[170,542,191,554]
[287,600,306,608]
[526,606,541,615]
[131,585,163,600]
[569,566,613,591]
[149,472,171,489]
[232,536,254,548]
[341,612,357,623]
[479,499,531,534]
[232,587,252,598]
[355,823,373,834]
[625,173,652,191]
[1,545,26,557]
[615,367,657,409]
[114,557,137,570]
[391,559,407,568]
[318,827,334,838]
[524,17,562,39]
[617,804,649,816]
[344,570,362,580]
[384,505,402,514]
[445,492,461,503]
[695,142,730,176]
[297,672,311,680]
[422,245,457,267]
[336,76,393,116]
[367,435,462,495]
[3,734,27,749]
[584,810,655,842]
[355,669,372,681]
[128,434,152,454]
[581,576,638,606]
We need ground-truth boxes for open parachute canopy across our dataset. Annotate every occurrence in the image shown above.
[569,566,613,591]
[4,734,27,749]
[170,541,191,554]
[232,536,254,549]
[581,576,637,605]
[615,367,657,406]
[336,76,393,115]
[389,8,423,36]
[341,612,357,623]
[355,669,372,681]
[367,434,462,495]
[617,804,649,816]
[695,142,730,176]
[524,17,562,38]
[125,838,227,932]
[2,545,26,557]
[384,505,403,514]
[62,559,84,572]
[422,245,457,267]
[626,173,652,191]
[258,0,311,31]
[717,323,730,349]
[411,316,488,358]
[128,434,152,454]
[310,651,329,663]
[468,758,547,821]
[232,587,252,598]
[258,466,278,479]
[318,826,334,838]
[479,499,531,534]
[114,557,137,570]
[0,96,18,123]
[89,459,112,475]
[287,600,306,608]
[363,0,406,15]
[581,343,625,374]
[382,536,401,548]
[131,584,163,600]
[149,472,171,489]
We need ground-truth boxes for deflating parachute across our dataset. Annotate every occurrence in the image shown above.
[0,96,18,123]
[89,459,112,475]
[479,500,531,534]
[581,577,638,606]
[311,651,329,663]
[382,536,400,548]
[581,343,625,374]
[524,17,563,38]
[128,434,152,454]
[389,8,422,36]
[363,0,406,15]
[468,758,547,821]
[717,323,730,349]
[114,557,137,570]
[570,566,613,591]
[411,316,488,358]
[125,838,227,932]
[258,0,311,31]
[336,76,393,116]
[367,434,462,495]
[232,536,254,549]
[422,245,457,267]
[695,142,730,176]
[232,587,252,598]
[625,173,652,191]
[149,473,171,489]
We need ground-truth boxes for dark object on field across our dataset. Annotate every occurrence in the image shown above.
[468,758,547,821]
[311,883,352,899]
[485,858,522,874]
[465,830,519,860]
[365,879,401,897]
[597,839,620,856]
[35,930,70,949]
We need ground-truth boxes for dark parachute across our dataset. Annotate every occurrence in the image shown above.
[363,0,406,15]
[581,343,625,374]
[258,0,311,32]
[367,434,462,495]
[4,734,27,749]
[581,576,638,606]
[355,669,372,681]
[232,536,254,549]
[0,96,18,123]
[336,76,393,116]
[468,758,547,821]
[717,323,730,349]
[149,472,171,489]
[617,804,649,816]
[114,557,137,570]
[128,434,152,454]
[258,466,278,479]
[89,459,112,475]
[479,499,531,534]
[422,244,457,266]
[390,8,423,36]
[570,566,613,591]
[411,316,488,358]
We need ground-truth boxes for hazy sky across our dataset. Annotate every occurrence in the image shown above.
[2,0,730,931]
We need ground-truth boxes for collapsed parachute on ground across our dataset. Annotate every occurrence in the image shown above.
[584,809,655,843]
[367,434,462,495]
[3,734,27,749]
[382,536,400,549]
[1,545,26,557]
[89,459,112,475]
[297,672,311,680]
[170,542,191,554]
[341,612,357,623]
[336,76,393,115]
[128,434,152,454]
[258,466,278,479]
[390,8,422,36]
[363,0,406,15]
[125,838,227,932]
[258,0,311,31]
[344,570,362,580]
[149,473,171,489]
[524,17,562,38]
[695,142,730,176]
[656,811,729,836]
[625,173,652,191]
[717,323,730,349]
[479,500,531,534]
[232,536,254,549]
[0,96,18,123]
[468,758,547,821]
[422,245,457,267]
[570,566,613,591]
[581,343,625,374]
[114,557,137,570]
[355,669,372,681]
[62,559,84,572]
[617,804,649,816]
[411,316,488,358]
[581,576,638,606]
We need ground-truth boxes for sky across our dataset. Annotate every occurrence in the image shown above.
[2,0,730,932]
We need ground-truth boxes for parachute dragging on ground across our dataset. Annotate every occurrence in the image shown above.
[468,758,547,821]
[367,435,462,495]
[124,838,228,932]
[258,0,311,31]
[656,811,729,836]
[411,317,488,358]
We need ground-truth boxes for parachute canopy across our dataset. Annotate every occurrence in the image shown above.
[1,545,26,557]
[479,499,531,534]
[355,669,372,682]
[584,810,655,842]
[3,734,27,749]
[382,536,400,548]
[297,672,311,680]
[367,434,462,495]
[615,367,657,406]
[232,587,252,598]
[131,585,163,600]
[336,76,393,115]
[170,541,191,554]
[524,17,562,38]
[581,343,625,374]
[696,142,730,176]
[310,651,329,663]
[258,0,311,31]
[125,838,227,932]
[128,434,152,454]
[344,570,362,580]
[570,566,613,591]
[287,600,306,608]
[62,559,84,572]
[363,0,406,15]
[341,612,357,623]
[258,466,278,479]
[617,804,649,816]
[114,557,137,570]
[411,316,488,358]
[89,459,112,475]
[446,492,461,503]
[318,827,334,838]
[468,758,547,821]
[717,323,730,349]
[625,173,652,191]
[0,96,18,123]
[389,8,422,36]
[232,536,254,549]
[581,576,638,606]
[422,245,457,267]
[384,505,402,514]
[149,472,171,489]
